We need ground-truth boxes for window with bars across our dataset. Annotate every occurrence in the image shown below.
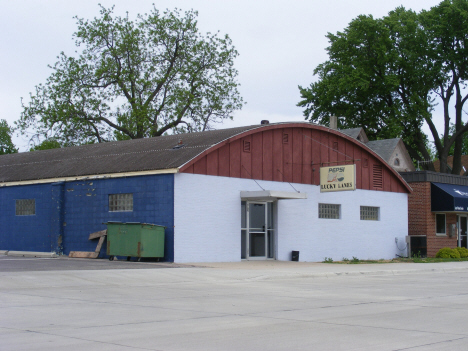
[373,164,383,188]
[15,199,36,216]
[318,203,340,219]
[109,193,133,212]
[360,206,379,221]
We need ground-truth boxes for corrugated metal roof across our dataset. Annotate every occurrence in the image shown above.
[0,125,261,183]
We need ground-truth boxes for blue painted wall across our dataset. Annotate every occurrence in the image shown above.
[0,183,56,252]
[0,174,175,261]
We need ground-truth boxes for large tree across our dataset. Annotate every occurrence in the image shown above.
[0,120,17,155]
[298,0,468,174]
[18,5,243,146]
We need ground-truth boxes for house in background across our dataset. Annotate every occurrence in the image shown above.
[0,122,411,262]
[338,125,415,173]
[433,155,468,176]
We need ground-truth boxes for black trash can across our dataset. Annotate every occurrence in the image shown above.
[291,251,299,261]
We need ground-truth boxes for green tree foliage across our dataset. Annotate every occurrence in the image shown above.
[29,139,62,152]
[0,120,17,155]
[298,0,468,174]
[18,5,243,146]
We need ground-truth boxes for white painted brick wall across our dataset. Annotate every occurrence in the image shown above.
[174,173,408,263]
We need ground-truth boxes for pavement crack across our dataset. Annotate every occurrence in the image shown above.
[1,326,164,351]
[392,336,468,350]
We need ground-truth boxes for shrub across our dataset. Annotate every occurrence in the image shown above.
[435,247,461,259]
[455,247,468,258]
[323,257,333,263]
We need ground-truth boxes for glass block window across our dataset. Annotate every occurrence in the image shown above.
[109,193,133,212]
[16,199,36,216]
[319,203,340,219]
[360,206,379,221]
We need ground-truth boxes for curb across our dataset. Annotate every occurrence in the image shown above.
[6,251,58,258]
[254,266,468,280]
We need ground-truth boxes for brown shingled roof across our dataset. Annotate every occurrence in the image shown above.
[0,125,261,183]
[433,155,468,175]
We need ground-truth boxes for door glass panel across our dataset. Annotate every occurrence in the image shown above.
[241,230,247,259]
[267,202,273,230]
[461,217,467,248]
[241,201,246,228]
[249,203,266,231]
[250,233,266,257]
[267,231,274,258]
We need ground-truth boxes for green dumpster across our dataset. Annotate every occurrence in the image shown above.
[106,222,165,260]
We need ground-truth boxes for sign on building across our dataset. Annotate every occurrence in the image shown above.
[320,164,356,192]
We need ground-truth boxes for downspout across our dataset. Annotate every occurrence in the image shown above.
[51,182,65,254]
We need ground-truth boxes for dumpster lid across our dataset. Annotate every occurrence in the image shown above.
[104,221,165,228]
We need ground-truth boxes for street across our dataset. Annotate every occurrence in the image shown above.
[2,257,468,350]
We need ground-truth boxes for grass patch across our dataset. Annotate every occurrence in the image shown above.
[321,257,468,264]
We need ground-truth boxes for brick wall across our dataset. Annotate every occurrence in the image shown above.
[0,174,175,261]
[174,173,409,263]
[408,181,458,257]
[0,183,55,252]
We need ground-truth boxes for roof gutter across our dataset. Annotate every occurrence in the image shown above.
[0,168,179,187]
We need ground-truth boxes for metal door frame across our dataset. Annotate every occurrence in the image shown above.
[241,201,275,260]
[458,215,468,248]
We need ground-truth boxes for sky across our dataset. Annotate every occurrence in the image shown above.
[0,0,444,151]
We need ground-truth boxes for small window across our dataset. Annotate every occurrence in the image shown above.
[319,203,340,219]
[394,158,400,166]
[333,141,338,150]
[363,158,368,168]
[109,193,133,212]
[16,199,35,216]
[283,133,289,143]
[360,206,379,220]
[436,213,446,235]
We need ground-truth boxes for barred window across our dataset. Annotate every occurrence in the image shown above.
[16,199,35,216]
[109,193,133,212]
[360,206,379,221]
[319,203,340,219]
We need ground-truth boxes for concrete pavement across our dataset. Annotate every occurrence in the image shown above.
[2,257,468,350]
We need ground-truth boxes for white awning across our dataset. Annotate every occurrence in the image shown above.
[240,190,307,201]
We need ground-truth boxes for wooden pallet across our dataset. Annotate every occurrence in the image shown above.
[69,229,107,258]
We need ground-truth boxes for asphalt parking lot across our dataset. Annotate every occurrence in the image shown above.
[0,255,181,272]
[2,257,468,351]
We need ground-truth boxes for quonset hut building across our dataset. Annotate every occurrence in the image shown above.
[0,122,412,262]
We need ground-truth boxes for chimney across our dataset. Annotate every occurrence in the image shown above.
[330,116,338,130]
[261,120,269,125]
